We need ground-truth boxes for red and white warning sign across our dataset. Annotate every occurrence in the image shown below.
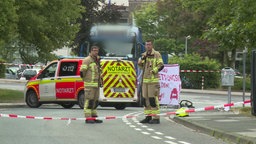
[159,64,181,105]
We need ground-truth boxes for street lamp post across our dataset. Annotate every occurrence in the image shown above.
[185,35,191,55]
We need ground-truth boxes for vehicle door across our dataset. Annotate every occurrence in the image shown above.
[55,61,79,99]
[37,62,58,101]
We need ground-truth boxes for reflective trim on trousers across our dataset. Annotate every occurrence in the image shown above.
[143,79,159,83]
[84,82,98,87]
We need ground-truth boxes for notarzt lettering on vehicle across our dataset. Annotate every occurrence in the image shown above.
[107,66,131,74]
[101,59,136,98]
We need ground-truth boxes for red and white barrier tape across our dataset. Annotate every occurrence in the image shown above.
[0,100,251,121]
[180,70,220,73]
[162,99,251,116]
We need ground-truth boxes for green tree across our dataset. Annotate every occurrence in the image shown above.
[189,0,256,68]
[134,0,213,56]
[73,0,123,55]
[154,38,177,54]
[134,3,166,40]
[14,0,83,64]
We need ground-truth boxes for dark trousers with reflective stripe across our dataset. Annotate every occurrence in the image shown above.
[142,83,160,119]
[84,86,99,118]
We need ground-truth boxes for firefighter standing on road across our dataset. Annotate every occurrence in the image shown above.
[138,40,164,124]
[80,45,103,124]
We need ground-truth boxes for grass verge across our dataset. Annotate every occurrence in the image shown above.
[231,107,252,117]
[0,88,24,103]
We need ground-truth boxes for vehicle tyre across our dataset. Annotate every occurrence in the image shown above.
[78,91,85,109]
[61,102,75,109]
[114,104,126,110]
[26,90,41,108]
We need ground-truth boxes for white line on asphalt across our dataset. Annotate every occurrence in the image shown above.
[178,141,191,144]
[134,128,142,131]
[165,136,176,140]
[124,111,191,144]
[141,131,150,135]
[164,141,178,144]
[151,136,162,140]
[155,132,164,135]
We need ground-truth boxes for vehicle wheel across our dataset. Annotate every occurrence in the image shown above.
[78,91,85,109]
[61,102,75,109]
[26,90,41,108]
[114,104,126,110]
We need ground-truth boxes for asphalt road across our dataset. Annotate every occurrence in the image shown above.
[0,105,229,144]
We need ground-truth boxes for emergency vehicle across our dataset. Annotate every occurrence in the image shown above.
[24,58,85,109]
[24,57,138,109]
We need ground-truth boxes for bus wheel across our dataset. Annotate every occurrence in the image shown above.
[78,91,85,109]
[26,90,41,108]
[61,102,75,109]
[114,104,126,110]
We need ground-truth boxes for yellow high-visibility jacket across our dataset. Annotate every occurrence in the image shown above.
[80,55,100,87]
[138,49,164,84]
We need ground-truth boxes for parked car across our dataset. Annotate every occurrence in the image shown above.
[20,69,40,80]
[5,68,17,79]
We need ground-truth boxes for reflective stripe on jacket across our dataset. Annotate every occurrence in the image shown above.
[138,49,164,84]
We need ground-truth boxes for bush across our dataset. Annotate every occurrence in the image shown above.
[232,77,251,91]
[169,53,221,89]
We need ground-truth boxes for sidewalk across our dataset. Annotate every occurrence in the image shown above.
[175,89,255,144]
[172,110,256,144]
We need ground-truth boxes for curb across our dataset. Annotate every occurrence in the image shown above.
[172,117,256,144]
[0,79,27,84]
[0,103,27,108]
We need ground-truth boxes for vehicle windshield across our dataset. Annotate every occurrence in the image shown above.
[92,40,134,58]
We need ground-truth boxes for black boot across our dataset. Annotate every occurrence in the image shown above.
[92,115,103,123]
[85,119,95,124]
[140,116,152,123]
[149,119,160,124]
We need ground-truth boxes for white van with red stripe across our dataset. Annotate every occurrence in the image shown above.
[24,58,85,109]
[24,58,138,109]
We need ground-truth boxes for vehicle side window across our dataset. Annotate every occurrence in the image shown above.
[39,62,57,78]
[59,62,78,76]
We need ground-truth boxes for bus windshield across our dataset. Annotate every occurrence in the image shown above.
[93,40,135,58]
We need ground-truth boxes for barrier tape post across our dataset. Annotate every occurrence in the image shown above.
[202,76,204,90]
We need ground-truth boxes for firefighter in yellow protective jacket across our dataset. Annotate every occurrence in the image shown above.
[80,45,103,124]
[138,40,164,124]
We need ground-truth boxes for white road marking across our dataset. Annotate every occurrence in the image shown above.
[134,128,142,131]
[165,141,178,144]
[124,111,191,144]
[155,132,164,135]
[178,141,191,144]
[165,136,175,140]
[151,136,162,140]
[141,131,150,135]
